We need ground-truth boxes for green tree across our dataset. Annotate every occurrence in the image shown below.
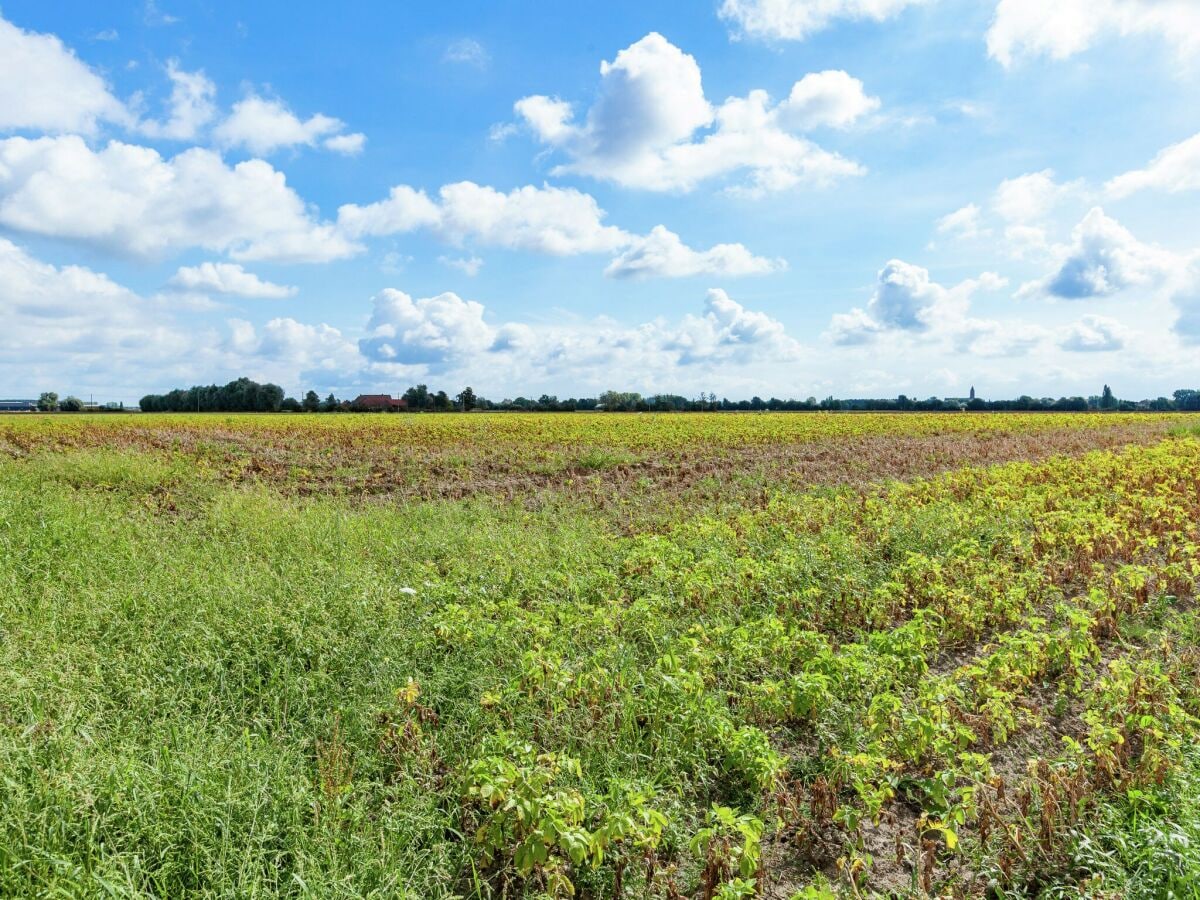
[303,390,321,412]
[456,386,477,412]
[1100,384,1117,410]
[321,393,340,412]
[59,396,84,412]
[37,392,59,412]
[403,384,431,410]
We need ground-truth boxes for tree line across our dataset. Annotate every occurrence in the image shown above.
[119,379,1200,414]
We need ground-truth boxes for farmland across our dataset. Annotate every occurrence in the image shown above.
[4,412,1200,898]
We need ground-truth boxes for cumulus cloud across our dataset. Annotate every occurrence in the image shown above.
[605,226,786,279]
[138,60,216,140]
[0,135,358,263]
[775,70,883,129]
[830,259,959,344]
[338,182,624,254]
[1170,264,1200,344]
[1020,207,1178,299]
[719,0,927,41]
[1106,131,1200,198]
[214,95,365,156]
[993,169,1080,222]
[667,289,801,363]
[357,286,801,376]
[0,14,131,134]
[359,288,495,368]
[323,132,366,155]
[1059,314,1128,351]
[0,236,205,397]
[828,260,1035,355]
[168,262,296,299]
[987,0,1200,68]
[228,316,359,374]
[513,33,871,194]
[338,180,780,278]
[936,170,1082,257]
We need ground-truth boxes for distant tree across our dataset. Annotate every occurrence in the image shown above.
[137,378,284,412]
[598,390,643,411]
[402,384,431,410]
[1100,384,1117,410]
[433,390,452,411]
[303,390,321,412]
[455,386,477,411]
[321,393,340,412]
[59,396,83,412]
[1176,390,1200,411]
[280,397,302,412]
[37,391,59,412]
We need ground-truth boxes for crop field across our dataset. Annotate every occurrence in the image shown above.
[5,412,1200,898]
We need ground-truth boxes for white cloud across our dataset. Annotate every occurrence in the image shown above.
[775,70,881,130]
[827,260,1035,355]
[993,169,1080,223]
[513,33,870,194]
[987,0,1200,68]
[0,237,204,396]
[854,259,958,335]
[1170,264,1200,344]
[358,285,801,375]
[214,95,361,156]
[338,180,778,277]
[1059,314,1128,351]
[138,60,216,141]
[169,262,297,299]
[143,0,179,27]
[936,203,985,239]
[1020,207,1178,299]
[360,289,495,368]
[339,181,625,254]
[935,170,1081,257]
[0,240,358,398]
[1106,131,1200,198]
[0,135,358,263]
[952,318,1046,358]
[0,14,131,134]
[439,255,484,276]
[323,132,366,155]
[229,317,359,374]
[605,225,785,279]
[667,289,801,363]
[719,0,927,41]
[444,38,489,68]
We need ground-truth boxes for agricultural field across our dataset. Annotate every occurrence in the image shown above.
[4,411,1200,898]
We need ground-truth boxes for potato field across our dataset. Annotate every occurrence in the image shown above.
[4,412,1200,898]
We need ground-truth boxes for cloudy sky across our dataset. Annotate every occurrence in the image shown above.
[2,1,1200,403]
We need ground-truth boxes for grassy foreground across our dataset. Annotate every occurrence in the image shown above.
[3,414,1200,898]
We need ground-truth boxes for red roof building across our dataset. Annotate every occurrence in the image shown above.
[351,394,407,410]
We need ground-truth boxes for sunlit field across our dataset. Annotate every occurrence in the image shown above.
[5,412,1200,898]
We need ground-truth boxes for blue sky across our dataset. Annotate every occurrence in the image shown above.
[1,0,1199,403]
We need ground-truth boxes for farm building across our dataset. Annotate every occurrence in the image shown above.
[0,399,37,412]
[351,394,407,411]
